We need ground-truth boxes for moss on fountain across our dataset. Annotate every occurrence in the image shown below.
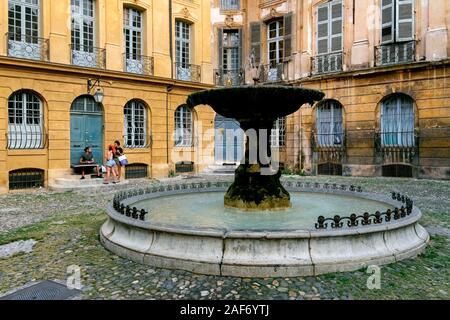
[224,164,291,211]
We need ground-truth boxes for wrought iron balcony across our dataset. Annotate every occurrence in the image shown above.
[258,63,288,83]
[375,41,416,66]
[6,33,49,61]
[123,53,154,75]
[174,62,201,82]
[311,52,343,75]
[6,126,47,149]
[71,44,106,69]
[214,69,244,86]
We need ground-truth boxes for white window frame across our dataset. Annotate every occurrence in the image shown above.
[316,101,343,147]
[271,117,286,148]
[71,0,95,50]
[381,95,415,148]
[8,0,41,59]
[124,7,143,73]
[8,91,44,149]
[175,20,192,81]
[381,0,415,44]
[174,106,193,147]
[267,19,284,66]
[316,0,343,55]
[124,100,147,148]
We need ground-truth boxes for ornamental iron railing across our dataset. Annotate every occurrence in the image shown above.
[214,69,245,86]
[6,32,49,61]
[71,44,106,69]
[123,53,154,75]
[375,41,416,66]
[174,62,201,82]
[311,52,343,75]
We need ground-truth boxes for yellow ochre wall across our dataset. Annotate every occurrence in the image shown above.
[0,0,215,193]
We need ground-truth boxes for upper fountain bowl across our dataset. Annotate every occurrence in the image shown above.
[187,85,325,121]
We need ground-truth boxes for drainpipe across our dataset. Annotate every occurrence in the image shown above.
[169,0,173,79]
[167,0,174,168]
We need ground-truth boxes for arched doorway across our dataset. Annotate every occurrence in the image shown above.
[214,114,244,164]
[70,96,103,166]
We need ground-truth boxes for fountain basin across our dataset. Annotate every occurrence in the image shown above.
[100,182,429,277]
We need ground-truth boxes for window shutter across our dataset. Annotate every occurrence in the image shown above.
[238,28,243,69]
[250,22,261,64]
[218,28,223,69]
[381,0,394,43]
[396,0,414,41]
[283,13,293,59]
[330,1,343,52]
[317,4,329,54]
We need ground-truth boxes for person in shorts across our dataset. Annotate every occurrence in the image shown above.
[104,145,119,184]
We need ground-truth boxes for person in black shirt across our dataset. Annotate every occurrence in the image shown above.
[113,140,124,180]
[79,146,100,179]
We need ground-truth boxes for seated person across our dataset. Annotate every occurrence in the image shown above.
[79,147,101,179]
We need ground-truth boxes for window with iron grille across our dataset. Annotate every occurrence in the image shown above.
[379,0,415,65]
[124,7,143,72]
[382,164,413,178]
[125,163,148,179]
[175,20,192,80]
[8,0,40,59]
[8,91,44,149]
[315,0,343,73]
[9,168,44,190]
[71,0,95,65]
[124,100,147,148]
[381,95,414,148]
[221,0,240,10]
[316,100,343,147]
[317,163,343,176]
[175,161,194,173]
[174,105,193,147]
[271,117,286,147]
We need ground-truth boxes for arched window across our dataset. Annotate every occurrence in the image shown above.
[8,90,44,149]
[316,100,343,147]
[381,94,414,147]
[174,105,193,147]
[124,100,147,148]
[271,117,286,147]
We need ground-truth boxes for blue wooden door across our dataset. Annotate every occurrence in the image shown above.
[70,97,103,166]
[214,114,244,164]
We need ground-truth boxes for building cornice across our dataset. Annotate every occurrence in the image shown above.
[0,56,214,91]
[290,59,450,85]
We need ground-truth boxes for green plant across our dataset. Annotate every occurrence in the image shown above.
[168,170,176,178]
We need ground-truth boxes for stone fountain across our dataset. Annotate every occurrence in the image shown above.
[187,86,324,210]
[100,85,429,278]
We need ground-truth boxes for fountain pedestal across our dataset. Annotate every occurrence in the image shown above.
[224,119,291,210]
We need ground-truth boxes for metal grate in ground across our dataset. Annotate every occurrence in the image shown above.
[0,280,80,300]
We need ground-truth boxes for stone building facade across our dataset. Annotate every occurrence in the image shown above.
[211,0,450,179]
[0,0,215,193]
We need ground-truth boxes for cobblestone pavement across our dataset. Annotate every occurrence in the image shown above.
[0,175,448,300]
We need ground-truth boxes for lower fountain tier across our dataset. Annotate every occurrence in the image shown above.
[224,164,291,211]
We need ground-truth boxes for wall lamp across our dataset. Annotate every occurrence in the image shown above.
[87,78,105,104]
